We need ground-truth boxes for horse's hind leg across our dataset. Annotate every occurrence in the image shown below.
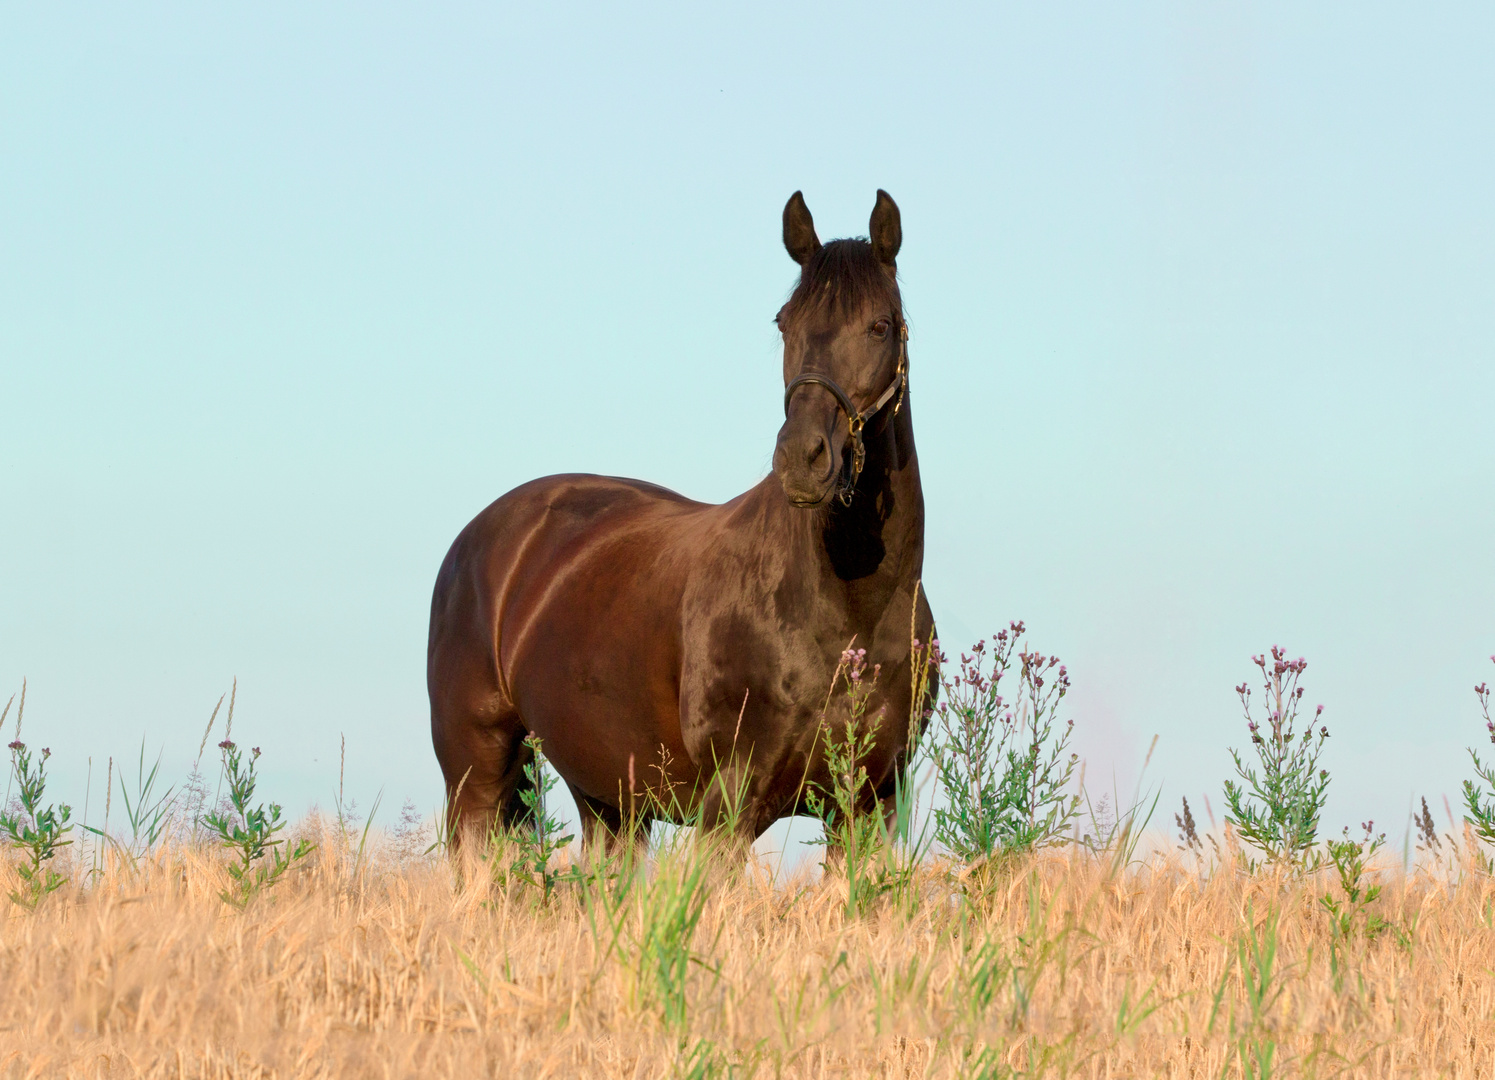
[432,702,535,851]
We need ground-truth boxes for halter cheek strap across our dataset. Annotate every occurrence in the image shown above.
[782,321,908,506]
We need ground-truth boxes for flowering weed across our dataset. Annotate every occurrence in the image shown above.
[1222,647,1330,871]
[1461,657,1495,861]
[927,623,1080,861]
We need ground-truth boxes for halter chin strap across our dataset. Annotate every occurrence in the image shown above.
[782,320,908,506]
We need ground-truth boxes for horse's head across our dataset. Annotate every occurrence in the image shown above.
[772,190,907,508]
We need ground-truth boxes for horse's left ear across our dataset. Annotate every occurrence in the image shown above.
[870,189,902,268]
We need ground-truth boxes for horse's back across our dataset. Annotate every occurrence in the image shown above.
[457,470,701,575]
[430,469,714,685]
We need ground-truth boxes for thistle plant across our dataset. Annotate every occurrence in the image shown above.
[1222,647,1330,871]
[0,742,73,909]
[805,647,914,916]
[928,623,1080,861]
[1462,658,1495,852]
[1320,823,1390,941]
[806,647,880,840]
[202,740,315,908]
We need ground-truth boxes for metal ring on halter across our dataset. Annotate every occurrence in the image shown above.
[782,320,908,505]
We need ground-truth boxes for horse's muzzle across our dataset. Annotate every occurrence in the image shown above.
[773,422,839,507]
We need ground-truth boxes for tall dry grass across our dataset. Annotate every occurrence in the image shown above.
[2,822,1494,1079]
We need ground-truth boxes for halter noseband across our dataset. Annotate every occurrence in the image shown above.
[782,320,908,506]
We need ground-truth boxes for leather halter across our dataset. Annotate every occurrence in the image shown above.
[782,320,908,506]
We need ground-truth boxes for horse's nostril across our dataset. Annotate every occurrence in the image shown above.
[805,435,827,466]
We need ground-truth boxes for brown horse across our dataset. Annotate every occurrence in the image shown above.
[427,189,936,849]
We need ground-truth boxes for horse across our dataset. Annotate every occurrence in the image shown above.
[426,189,936,850]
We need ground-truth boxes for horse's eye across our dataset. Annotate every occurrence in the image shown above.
[871,319,890,339]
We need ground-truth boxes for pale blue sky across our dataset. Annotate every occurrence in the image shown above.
[3,4,1493,849]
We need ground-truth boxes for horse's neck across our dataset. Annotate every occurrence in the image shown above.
[776,404,924,614]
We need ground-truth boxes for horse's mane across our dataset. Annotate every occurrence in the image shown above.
[776,239,902,328]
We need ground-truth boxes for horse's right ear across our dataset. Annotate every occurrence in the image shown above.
[782,191,821,267]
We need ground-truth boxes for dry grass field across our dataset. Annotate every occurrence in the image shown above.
[3,822,1494,1080]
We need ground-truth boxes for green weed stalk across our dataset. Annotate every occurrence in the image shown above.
[202,740,315,908]
[509,734,575,904]
[0,741,73,909]
[806,647,918,918]
[1462,668,1495,867]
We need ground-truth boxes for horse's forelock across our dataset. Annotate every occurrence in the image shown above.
[777,239,901,329]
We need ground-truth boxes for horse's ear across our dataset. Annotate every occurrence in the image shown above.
[782,191,822,267]
[869,189,902,268]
